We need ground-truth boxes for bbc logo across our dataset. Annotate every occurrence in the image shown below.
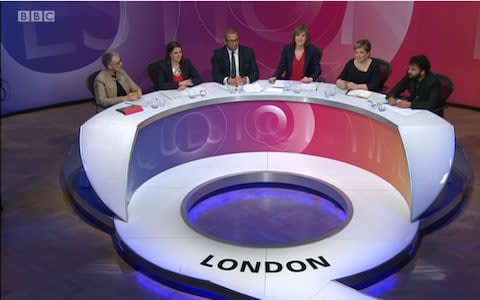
[18,10,55,22]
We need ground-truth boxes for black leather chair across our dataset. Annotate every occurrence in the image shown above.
[433,73,454,117]
[373,57,392,92]
[86,70,101,112]
[147,60,162,91]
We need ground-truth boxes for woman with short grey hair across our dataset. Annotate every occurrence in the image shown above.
[94,51,142,108]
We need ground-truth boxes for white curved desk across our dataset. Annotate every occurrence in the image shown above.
[79,80,455,299]
[80,81,454,222]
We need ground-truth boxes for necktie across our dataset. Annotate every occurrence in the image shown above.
[230,51,236,78]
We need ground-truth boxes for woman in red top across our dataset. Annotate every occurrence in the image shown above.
[158,41,202,91]
[269,24,322,83]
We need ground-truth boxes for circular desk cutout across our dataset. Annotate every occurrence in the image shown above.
[182,172,352,247]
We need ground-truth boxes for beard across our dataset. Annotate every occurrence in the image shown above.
[408,72,420,80]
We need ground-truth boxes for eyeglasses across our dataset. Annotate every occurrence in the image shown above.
[226,39,239,43]
[111,59,122,66]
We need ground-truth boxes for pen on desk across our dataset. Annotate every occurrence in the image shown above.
[345,89,351,95]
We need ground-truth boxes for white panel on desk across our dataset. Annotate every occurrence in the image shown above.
[119,237,267,299]
[80,81,455,225]
[264,271,331,300]
[180,245,267,299]
[335,189,416,241]
[398,117,455,220]
[115,153,418,299]
[115,187,196,239]
[80,118,137,221]
[116,152,269,238]
[267,152,395,190]
[145,152,269,189]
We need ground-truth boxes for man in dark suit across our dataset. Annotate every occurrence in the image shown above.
[387,55,442,115]
[211,28,259,86]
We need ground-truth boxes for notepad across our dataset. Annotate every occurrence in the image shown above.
[346,89,372,99]
[116,104,144,115]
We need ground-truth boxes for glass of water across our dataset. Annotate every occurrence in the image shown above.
[284,82,292,93]
[187,89,197,98]
[228,84,238,94]
[292,84,301,94]
[159,97,167,107]
[237,83,244,94]
[151,97,160,109]
[328,86,337,97]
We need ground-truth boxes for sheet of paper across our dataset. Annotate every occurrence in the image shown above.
[347,89,373,99]
[161,90,183,100]
[263,87,284,93]
[298,83,317,91]
[272,80,287,88]
[243,82,263,93]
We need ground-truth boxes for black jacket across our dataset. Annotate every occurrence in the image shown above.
[273,44,322,81]
[158,58,202,90]
[211,45,259,84]
[388,72,442,112]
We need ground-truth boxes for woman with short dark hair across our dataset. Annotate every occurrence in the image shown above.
[269,24,322,83]
[157,41,202,91]
[336,39,383,92]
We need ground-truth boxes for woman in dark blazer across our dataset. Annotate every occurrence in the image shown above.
[158,41,202,90]
[269,24,322,83]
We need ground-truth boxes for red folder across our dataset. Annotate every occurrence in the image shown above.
[116,104,144,115]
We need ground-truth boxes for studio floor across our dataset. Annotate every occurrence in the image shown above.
[1,102,479,300]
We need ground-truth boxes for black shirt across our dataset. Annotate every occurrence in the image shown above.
[337,58,382,92]
[387,72,442,113]
[113,73,127,97]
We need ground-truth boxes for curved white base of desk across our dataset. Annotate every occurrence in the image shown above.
[114,152,418,299]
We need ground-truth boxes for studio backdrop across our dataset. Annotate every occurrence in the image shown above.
[2,1,480,115]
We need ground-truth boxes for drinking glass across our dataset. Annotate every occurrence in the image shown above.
[159,97,167,107]
[292,84,301,94]
[228,84,237,94]
[328,86,337,97]
[151,97,160,109]
[237,83,244,94]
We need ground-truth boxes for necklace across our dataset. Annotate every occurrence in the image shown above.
[172,66,181,76]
